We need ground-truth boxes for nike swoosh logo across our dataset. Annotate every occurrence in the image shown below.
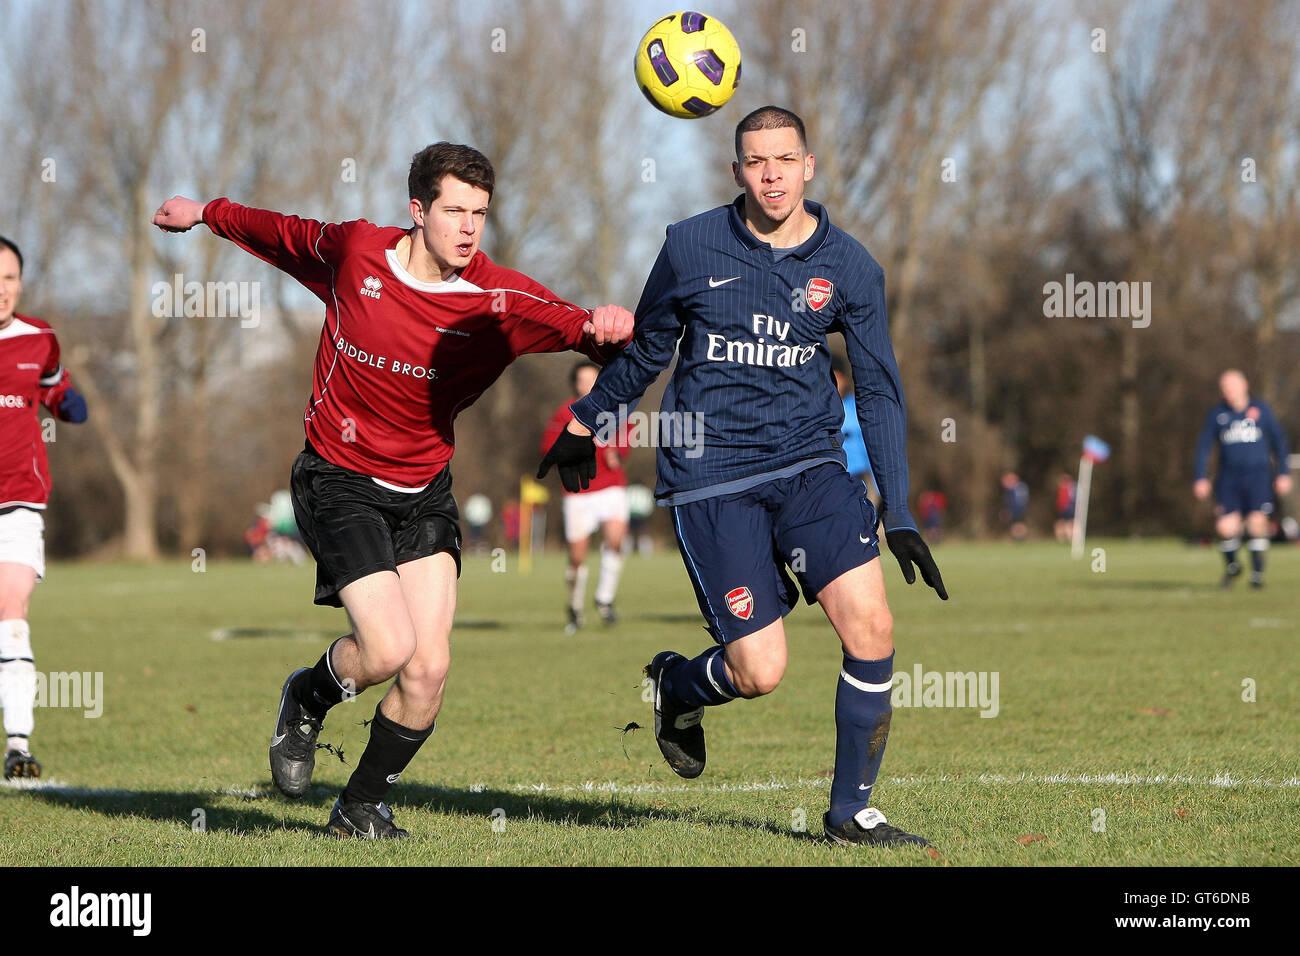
[386,773,402,784]
[271,733,286,747]
[858,784,871,790]
[860,534,873,544]
[708,276,741,287]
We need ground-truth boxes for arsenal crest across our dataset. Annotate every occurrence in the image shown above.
[806,277,833,311]
[725,586,754,620]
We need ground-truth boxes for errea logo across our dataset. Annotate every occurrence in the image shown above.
[360,276,383,299]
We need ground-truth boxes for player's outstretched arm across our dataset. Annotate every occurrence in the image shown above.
[152,195,338,302]
[568,243,684,431]
[152,196,208,233]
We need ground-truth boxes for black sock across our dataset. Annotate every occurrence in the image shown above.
[294,638,350,721]
[1249,538,1267,574]
[1220,537,1240,568]
[342,705,434,805]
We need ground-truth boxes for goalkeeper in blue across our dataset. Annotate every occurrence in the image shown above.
[538,106,946,848]
[1194,369,1292,588]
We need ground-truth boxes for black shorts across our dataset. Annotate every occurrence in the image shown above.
[289,443,462,607]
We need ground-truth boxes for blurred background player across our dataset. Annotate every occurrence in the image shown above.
[1053,472,1077,543]
[1000,471,1029,540]
[917,488,947,544]
[832,354,877,506]
[540,360,629,632]
[1194,369,1291,588]
[0,235,88,779]
[153,144,631,838]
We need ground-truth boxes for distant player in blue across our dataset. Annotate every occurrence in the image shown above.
[832,355,873,493]
[1194,369,1291,588]
[539,106,946,848]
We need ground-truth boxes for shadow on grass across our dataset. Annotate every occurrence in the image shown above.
[391,783,822,841]
[11,784,328,836]
[1085,579,1218,592]
[9,780,822,842]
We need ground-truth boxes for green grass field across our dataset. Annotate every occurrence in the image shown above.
[1,539,1296,866]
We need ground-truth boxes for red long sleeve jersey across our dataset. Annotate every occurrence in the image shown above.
[0,314,76,508]
[540,400,630,495]
[203,199,617,488]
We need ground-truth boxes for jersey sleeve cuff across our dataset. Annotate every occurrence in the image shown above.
[568,394,601,434]
[201,197,230,230]
[882,511,916,534]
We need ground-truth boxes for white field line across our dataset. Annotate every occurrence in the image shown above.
[7,771,1297,801]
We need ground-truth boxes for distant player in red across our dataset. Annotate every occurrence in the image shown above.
[0,236,88,780]
[540,361,630,632]
[153,143,633,838]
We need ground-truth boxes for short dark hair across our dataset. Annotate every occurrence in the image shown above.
[408,143,495,210]
[0,235,22,274]
[735,106,808,159]
[570,360,600,391]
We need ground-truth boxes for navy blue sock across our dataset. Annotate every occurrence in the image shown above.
[1248,538,1268,574]
[661,645,741,710]
[828,651,894,828]
[1221,536,1240,568]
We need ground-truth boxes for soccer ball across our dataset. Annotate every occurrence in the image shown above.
[634,11,741,119]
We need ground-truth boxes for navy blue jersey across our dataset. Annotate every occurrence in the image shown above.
[1194,399,1290,478]
[570,196,914,532]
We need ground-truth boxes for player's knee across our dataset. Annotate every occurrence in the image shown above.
[361,632,417,681]
[732,658,785,697]
[400,653,449,700]
[1216,516,1241,538]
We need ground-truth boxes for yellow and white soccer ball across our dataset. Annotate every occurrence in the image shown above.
[634,11,741,119]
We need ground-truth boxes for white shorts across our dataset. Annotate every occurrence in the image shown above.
[563,486,629,543]
[0,508,45,579]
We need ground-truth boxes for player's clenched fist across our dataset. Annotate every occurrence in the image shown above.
[583,304,634,345]
[151,196,208,233]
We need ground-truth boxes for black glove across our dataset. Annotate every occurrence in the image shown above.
[537,427,597,492]
[885,528,948,600]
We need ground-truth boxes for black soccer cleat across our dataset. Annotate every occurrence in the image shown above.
[565,607,584,635]
[325,797,410,840]
[595,601,618,626]
[1221,562,1242,588]
[269,667,322,798]
[645,651,706,779]
[824,809,930,848]
[3,749,40,780]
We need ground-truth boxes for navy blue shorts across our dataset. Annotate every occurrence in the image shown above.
[1216,469,1274,517]
[670,463,880,644]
